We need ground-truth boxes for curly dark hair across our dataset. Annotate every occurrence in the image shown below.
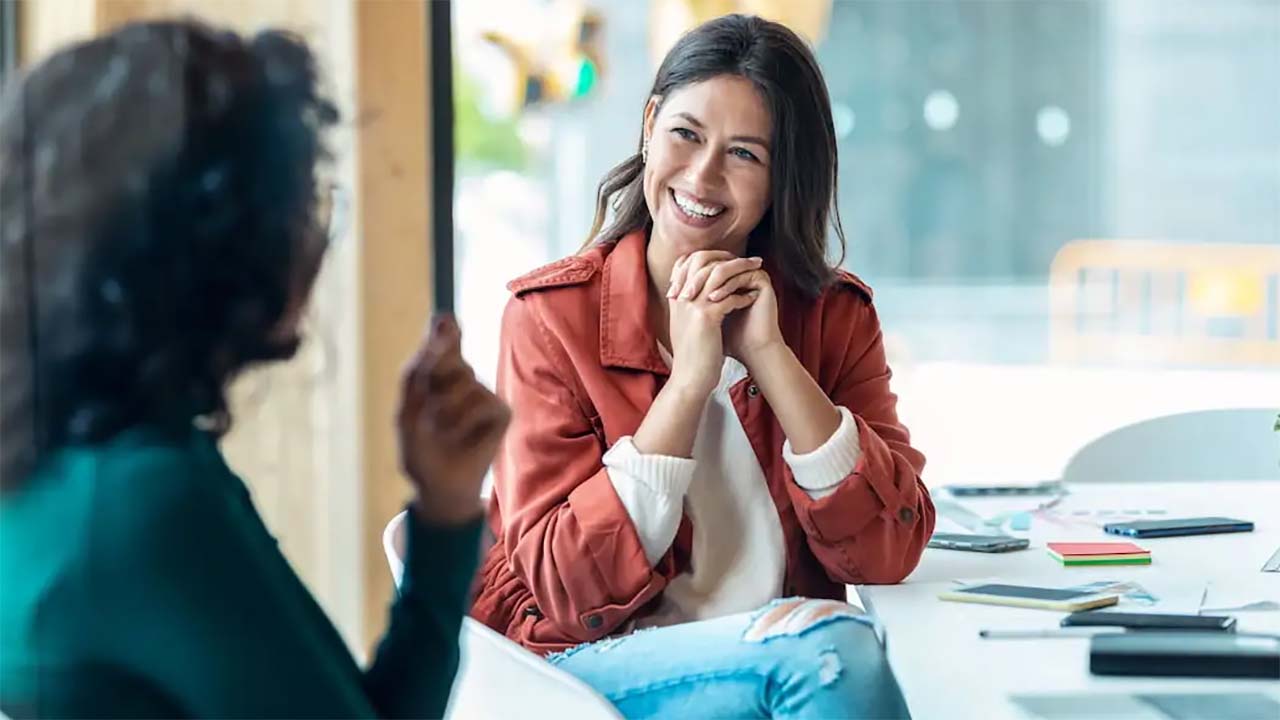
[0,19,339,488]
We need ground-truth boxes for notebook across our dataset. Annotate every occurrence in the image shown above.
[1048,541,1151,566]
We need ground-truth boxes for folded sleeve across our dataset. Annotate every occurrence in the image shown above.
[783,405,861,499]
[783,292,936,585]
[603,436,695,565]
[491,296,682,644]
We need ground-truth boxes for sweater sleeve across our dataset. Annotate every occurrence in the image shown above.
[603,436,696,565]
[783,405,862,500]
[89,446,480,719]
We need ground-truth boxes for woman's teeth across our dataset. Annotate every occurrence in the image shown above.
[673,191,724,218]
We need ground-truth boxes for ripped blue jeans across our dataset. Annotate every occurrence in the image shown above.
[547,598,911,719]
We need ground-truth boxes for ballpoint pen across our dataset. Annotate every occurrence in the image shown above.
[979,628,1119,640]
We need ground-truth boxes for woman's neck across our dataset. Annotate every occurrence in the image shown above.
[645,232,677,350]
[643,227,751,351]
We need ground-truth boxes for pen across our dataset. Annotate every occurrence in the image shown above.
[978,628,1118,640]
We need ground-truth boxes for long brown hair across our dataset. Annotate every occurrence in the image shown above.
[585,14,845,297]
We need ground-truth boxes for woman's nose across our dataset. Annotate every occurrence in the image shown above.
[685,146,724,190]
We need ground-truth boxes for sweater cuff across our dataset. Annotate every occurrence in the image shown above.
[603,436,697,496]
[603,436,696,565]
[783,406,862,500]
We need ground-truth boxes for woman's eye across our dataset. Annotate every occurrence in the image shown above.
[672,127,697,141]
[730,147,760,163]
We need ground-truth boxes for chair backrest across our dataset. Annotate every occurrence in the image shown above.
[382,512,622,720]
[1049,239,1280,368]
[1062,408,1280,483]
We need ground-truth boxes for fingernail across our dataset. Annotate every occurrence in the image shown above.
[433,314,456,336]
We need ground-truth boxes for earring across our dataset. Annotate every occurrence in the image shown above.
[641,138,649,163]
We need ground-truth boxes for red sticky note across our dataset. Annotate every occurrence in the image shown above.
[1047,542,1149,557]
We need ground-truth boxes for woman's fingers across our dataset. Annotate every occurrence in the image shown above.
[667,255,689,299]
[425,354,473,394]
[455,392,512,449]
[706,288,760,319]
[426,379,475,435]
[679,263,716,300]
[432,381,509,446]
[670,250,736,299]
[399,315,459,418]
[706,267,767,302]
[400,314,488,436]
[702,258,763,300]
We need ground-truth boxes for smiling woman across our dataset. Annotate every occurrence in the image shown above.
[586,14,843,299]
[641,76,772,255]
[472,13,930,720]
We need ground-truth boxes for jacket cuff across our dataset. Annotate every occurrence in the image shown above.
[401,511,483,608]
[783,406,861,499]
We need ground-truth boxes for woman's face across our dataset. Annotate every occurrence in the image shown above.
[269,194,332,351]
[642,74,772,258]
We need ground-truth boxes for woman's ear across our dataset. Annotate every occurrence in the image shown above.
[642,95,661,145]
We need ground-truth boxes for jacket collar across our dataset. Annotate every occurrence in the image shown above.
[599,230,669,375]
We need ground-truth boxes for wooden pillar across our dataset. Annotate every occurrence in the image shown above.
[352,0,434,651]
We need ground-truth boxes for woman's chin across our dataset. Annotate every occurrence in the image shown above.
[658,217,737,256]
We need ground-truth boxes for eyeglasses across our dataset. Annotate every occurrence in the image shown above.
[316,181,350,248]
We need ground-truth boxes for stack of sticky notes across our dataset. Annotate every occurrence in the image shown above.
[1047,541,1151,566]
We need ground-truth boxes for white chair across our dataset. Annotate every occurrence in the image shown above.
[1061,408,1280,483]
[382,512,622,720]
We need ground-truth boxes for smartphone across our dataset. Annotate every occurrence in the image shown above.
[1091,632,1280,679]
[1103,517,1254,538]
[1062,611,1237,632]
[928,533,1030,553]
[939,583,1120,612]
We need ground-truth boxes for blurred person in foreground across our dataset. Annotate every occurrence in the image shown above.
[471,14,932,719]
[0,19,507,718]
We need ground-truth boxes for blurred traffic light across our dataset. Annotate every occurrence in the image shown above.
[480,8,603,112]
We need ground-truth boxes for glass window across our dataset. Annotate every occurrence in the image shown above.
[453,0,1280,485]
[0,0,16,89]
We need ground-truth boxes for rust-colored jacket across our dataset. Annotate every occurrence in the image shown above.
[471,230,934,654]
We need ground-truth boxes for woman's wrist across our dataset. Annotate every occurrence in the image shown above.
[666,365,718,400]
[410,492,486,527]
[633,377,709,457]
[737,337,789,374]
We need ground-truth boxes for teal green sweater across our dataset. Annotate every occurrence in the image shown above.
[0,426,480,718]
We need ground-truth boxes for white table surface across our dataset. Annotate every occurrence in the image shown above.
[854,481,1280,720]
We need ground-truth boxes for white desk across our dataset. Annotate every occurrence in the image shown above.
[855,481,1280,719]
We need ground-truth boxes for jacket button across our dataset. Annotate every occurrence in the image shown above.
[898,507,914,523]
[747,384,760,397]
[584,614,603,630]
